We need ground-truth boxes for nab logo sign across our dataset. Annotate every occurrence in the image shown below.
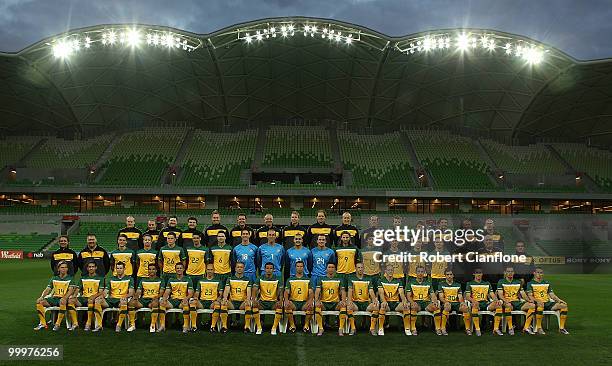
[29,251,45,259]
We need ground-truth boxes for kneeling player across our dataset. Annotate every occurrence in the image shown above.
[465,268,503,336]
[437,269,470,335]
[496,266,536,335]
[378,263,410,336]
[34,261,74,331]
[94,261,134,332]
[406,265,442,335]
[129,263,163,332]
[284,260,314,333]
[159,262,194,333]
[224,262,253,332]
[69,261,104,331]
[526,267,569,335]
[314,263,347,336]
[252,262,284,335]
[191,263,225,332]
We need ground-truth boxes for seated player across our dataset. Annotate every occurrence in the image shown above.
[68,260,105,331]
[252,262,284,335]
[284,260,314,333]
[94,261,134,332]
[496,266,537,335]
[465,268,503,336]
[223,262,253,333]
[437,269,470,336]
[190,263,226,333]
[314,263,347,336]
[159,262,194,333]
[346,262,379,336]
[526,267,569,335]
[129,263,163,333]
[378,263,410,336]
[35,261,74,331]
[406,265,442,336]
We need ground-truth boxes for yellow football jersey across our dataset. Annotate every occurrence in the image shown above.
[288,278,310,302]
[362,251,381,276]
[210,247,232,274]
[350,278,370,302]
[319,278,341,303]
[258,277,281,302]
[229,277,250,302]
[112,252,134,276]
[50,278,72,298]
[140,280,162,299]
[336,247,358,274]
[136,252,157,277]
[109,278,131,298]
[186,248,207,276]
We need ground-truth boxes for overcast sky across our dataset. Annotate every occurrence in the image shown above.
[1,0,611,60]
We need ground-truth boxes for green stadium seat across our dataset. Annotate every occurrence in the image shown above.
[24,135,113,169]
[262,126,332,168]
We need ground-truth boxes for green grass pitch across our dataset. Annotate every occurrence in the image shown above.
[1,260,611,365]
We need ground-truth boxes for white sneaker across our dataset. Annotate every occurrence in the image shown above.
[68,324,78,331]
[34,323,47,331]
[404,328,412,336]
[271,329,277,336]
[127,325,136,332]
[115,325,121,333]
[92,326,103,332]
[377,328,384,336]
[52,324,60,331]
[149,325,156,333]
[256,328,263,335]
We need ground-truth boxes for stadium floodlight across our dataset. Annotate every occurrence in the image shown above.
[256,31,263,41]
[423,36,433,51]
[245,33,252,43]
[456,33,469,51]
[124,29,141,47]
[107,31,117,45]
[52,40,73,59]
[523,47,543,65]
[84,36,91,48]
[345,34,353,44]
[486,39,496,51]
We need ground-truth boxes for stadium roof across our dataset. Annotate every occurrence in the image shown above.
[0,17,611,145]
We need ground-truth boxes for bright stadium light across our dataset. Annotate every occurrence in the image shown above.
[52,40,73,59]
[345,34,353,44]
[523,47,543,65]
[245,33,252,43]
[456,33,469,51]
[124,29,141,47]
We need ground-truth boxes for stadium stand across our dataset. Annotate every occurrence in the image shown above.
[96,130,186,186]
[408,131,497,191]
[262,126,333,168]
[338,131,418,189]
[24,135,113,169]
[67,222,125,252]
[0,204,75,215]
[0,233,55,251]
[480,139,566,175]
[256,182,336,190]
[179,129,256,187]
[0,136,42,169]
[552,143,612,192]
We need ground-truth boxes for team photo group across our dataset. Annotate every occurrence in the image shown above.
[35,211,570,337]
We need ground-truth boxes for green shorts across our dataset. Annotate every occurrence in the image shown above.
[76,297,92,306]
[46,297,62,306]
[415,300,431,310]
[448,302,462,312]
[291,301,307,310]
[474,301,492,311]
[322,302,338,311]
[106,298,121,308]
[139,298,155,308]
[260,300,277,310]
[200,300,215,309]
[543,301,557,311]
[169,298,186,308]
[231,300,244,310]
[355,301,370,311]
[510,300,525,309]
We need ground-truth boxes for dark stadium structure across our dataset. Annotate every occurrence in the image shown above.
[1,17,611,218]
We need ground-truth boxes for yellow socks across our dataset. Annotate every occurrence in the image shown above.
[339,307,347,331]
[151,307,159,328]
[315,307,323,329]
[86,303,94,328]
[433,309,442,330]
[182,305,190,329]
[211,304,220,329]
[505,307,513,329]
[36,303,46,325]
[348,309,355,332]
[117,304,127,328]
[287,309,295,329]
[159,305,166,328]
[244,305,252,330]
[272,308,283,331]
[536,306,544,330]
[560,308,568,329]
[378,309,386,331]
[253,307,262,330]
[55,304,66,326]
[523,308,535,330]
[220,305,229,329]
[494,308,503,330]
[463,311,471,330]
[190,305,197,329]
[370,310,378,331]
[410,309,417,331]
[442,310,449,330]
[94,303,103,328]
[304,310,313,330]
[128,306,136,328]
[472,309,480,331]
[68,305,78,327]
[402,309,410,330]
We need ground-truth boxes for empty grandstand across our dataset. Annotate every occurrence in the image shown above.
[24,135,113,169]
[262,126,333,168]
[553,143,612,193]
